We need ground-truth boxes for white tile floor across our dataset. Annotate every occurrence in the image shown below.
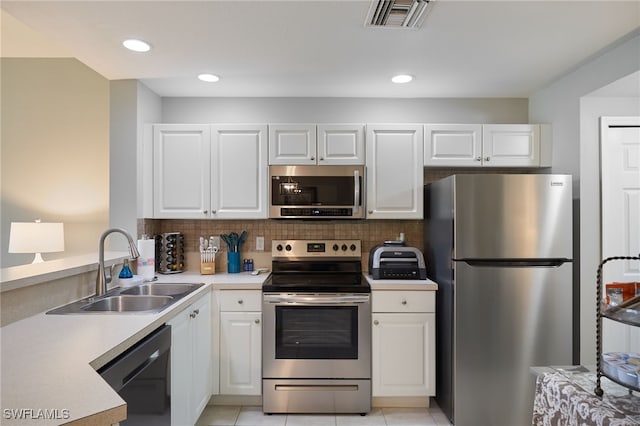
[196,405,452,426]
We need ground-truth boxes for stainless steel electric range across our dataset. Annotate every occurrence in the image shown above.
[262,239,371,415]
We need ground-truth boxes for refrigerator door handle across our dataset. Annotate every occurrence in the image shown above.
[457,259,572,268]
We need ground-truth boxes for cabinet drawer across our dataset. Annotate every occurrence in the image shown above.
[372,291,435,313]
[219,290,262,311]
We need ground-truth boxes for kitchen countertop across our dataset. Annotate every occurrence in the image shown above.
[153,270,268,290]
[365,274,438,290]
[0,252,130,293]
[0,272,269,425]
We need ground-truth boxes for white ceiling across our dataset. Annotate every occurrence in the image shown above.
[1,0,639,98]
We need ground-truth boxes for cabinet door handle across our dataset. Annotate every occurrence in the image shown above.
[238,299,244,304]
[368,210,373,214]
[401,300,407,305]
[203,210,208,214]
[255,319,260,324]
[475,157,482,162]
[485,156,491,162]
[211,210,217,214]
[190,312,197,318]
[310,156,315,161]
[194,309,200,315]
[319,157,324,161]
[373,320,379,325]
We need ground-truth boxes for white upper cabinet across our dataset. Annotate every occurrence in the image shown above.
[211,125,268,219]
[153,124,268,219]
[425,124,549,168]
[269,124,317,165]
[317,124,365,164]
[366,124,424,219]
[269,124,365,165]
[482,124,540,167]
[424,124,482,167]
[153,124,211,219]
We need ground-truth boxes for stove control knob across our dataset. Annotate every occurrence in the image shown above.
[333,244,339,251]
[341,244,347,251]
[276,244,283,251]
[285,244,292,251]
[350,244,357,251]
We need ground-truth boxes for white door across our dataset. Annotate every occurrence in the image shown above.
[424,124,482,167]
[601,116,640,353]
[372,313,435,397]
[366,124,424,219]
[220,311,262,395]
[211,125,268,218]
[192,295,213,418]
[317,124,365,165]
[269,124,317,165]
[153,124,210,218]
[168,306,192,426]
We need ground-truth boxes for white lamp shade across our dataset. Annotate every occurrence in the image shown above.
[9,222,65,254]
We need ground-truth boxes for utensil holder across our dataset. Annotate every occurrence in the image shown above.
[227,252,241,273]
[200,261,215,275]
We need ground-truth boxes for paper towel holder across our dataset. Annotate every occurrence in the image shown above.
[137,236,157,281]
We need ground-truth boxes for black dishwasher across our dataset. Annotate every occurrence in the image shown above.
[98,325,171,425]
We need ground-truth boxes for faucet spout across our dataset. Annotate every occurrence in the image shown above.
[96,228,141,297]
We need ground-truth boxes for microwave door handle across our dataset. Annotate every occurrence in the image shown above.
[353,169,360,214]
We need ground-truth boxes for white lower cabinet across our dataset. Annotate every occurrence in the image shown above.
[219,290,262,395]
[169,292,212,426]
[371,291,435,397]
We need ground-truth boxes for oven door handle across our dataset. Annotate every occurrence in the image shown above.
[263,294,370,304]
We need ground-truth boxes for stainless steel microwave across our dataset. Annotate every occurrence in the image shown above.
[269,165,364,219]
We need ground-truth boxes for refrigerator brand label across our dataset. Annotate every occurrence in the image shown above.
[550,181,564,186]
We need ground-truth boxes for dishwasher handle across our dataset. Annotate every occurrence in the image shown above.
[98,325,171,392]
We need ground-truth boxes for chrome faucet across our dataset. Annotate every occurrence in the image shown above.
[96,228,141,297]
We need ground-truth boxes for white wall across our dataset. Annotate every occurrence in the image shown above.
[529,29,640,364]
[1,58,110,267]
[162,97,529,124]
[109,80,162,249]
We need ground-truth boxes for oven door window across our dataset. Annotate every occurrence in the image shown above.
[275,306,358,359]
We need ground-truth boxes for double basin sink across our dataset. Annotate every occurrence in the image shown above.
[47,282,204,314]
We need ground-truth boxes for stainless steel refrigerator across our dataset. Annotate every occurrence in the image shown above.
[424,174,573,426]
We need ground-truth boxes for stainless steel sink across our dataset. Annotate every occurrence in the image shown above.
[46,282,205,315]
[120,283,203,297]
[82,295,173,312]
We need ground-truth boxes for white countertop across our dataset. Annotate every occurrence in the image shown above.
[365,274,438,290]
[153,270,268,290]
[0,252,130,292]
[0,272,269,425]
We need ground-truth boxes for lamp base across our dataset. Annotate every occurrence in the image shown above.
[32,253,44,263]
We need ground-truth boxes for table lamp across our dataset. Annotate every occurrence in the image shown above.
[9,220,65,263]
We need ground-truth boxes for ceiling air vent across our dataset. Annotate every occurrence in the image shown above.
[366,0,432,28]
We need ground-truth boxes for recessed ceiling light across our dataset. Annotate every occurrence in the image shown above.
[392,74,413,84]
[198,74,220,83]
[122,39,151,53]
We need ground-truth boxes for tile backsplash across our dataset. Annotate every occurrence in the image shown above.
[139,218,423,272]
